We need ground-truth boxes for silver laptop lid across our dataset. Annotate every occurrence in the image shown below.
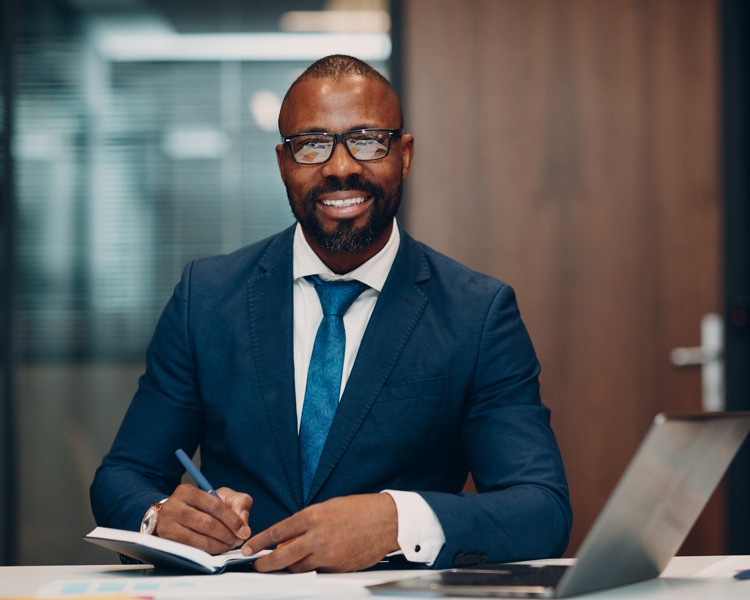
[368,412,750,598]
[556,412,750,597]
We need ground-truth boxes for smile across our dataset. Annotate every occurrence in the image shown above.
[321,196,367,208]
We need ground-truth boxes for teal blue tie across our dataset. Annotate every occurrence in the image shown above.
[300,275,368,502]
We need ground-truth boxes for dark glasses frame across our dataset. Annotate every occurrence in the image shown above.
[281,128,403,164]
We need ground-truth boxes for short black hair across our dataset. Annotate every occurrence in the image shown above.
[279,54,402,132]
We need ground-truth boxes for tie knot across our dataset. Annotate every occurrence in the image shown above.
[306,275,368,317]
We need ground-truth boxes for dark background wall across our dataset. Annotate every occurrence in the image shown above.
[723,0,750,555]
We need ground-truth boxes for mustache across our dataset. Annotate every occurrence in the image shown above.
[304,175,387,205]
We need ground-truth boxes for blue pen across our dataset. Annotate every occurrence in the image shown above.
[736,570,750,580]
[175,449,221,499]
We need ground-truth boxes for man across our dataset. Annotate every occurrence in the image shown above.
[91,54,572,573]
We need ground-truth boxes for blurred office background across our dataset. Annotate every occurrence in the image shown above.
[1,0,748,566]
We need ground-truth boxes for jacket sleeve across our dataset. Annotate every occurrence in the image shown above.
[417,284,572,569]
[90,262,207,531]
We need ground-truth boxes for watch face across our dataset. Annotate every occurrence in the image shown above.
[141,507,157,534]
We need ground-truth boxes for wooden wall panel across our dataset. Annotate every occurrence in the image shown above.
[401,0,721,555]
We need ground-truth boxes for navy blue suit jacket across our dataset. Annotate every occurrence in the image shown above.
[91,224,572,569]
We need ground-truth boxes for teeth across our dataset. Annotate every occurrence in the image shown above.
[322,197,366,208]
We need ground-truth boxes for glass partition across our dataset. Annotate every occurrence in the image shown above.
[8,0,392,565]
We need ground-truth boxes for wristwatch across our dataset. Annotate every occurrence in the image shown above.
[140,500,167,535]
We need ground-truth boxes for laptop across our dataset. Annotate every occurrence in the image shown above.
[369,412,750,598]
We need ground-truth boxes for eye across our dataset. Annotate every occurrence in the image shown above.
[292,136,330,152]
[290,135,334,163]
[347,132,377,146]
[303,136,328,145]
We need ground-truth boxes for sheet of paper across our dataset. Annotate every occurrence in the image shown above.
[12,596,137,600]
[35,572,318,599]
[313,571,429,600]
[691,556,750,578]
[314,578,389,600]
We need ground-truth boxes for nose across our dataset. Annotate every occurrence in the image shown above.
[320,139,363,179]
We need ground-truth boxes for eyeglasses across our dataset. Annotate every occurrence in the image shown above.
[281,128,403,165]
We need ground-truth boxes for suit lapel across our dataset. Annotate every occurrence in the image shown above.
[306,229,430,502]
[247,228,305,511]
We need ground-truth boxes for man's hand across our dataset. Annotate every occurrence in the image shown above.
[154,484,253,555]
[242,493,399,573]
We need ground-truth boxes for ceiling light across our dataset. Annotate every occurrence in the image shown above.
[94,31,391,62]
[279,11,390,33]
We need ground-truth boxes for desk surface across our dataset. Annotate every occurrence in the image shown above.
[1,556,749,599]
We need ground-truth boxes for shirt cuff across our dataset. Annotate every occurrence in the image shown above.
[381,490,446,565]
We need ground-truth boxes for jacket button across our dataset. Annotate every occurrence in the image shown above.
[454,552,488,566]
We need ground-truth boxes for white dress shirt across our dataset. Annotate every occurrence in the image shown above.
[292,220,445,565]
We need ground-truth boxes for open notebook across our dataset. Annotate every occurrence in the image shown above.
[85,526,270,574]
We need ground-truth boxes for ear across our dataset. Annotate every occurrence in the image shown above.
[276,143,286,184]
[399,134,414,181]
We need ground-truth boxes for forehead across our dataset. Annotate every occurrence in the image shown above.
[280,76,401,134]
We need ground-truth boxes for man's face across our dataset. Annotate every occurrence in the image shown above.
[276,76,414,260]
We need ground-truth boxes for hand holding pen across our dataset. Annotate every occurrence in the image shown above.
[175,448,221,498]
[145,449,253,555]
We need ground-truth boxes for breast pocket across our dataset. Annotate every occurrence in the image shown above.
[354,376,456,477]
[374,376,446,404]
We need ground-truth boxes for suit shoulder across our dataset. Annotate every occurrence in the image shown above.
[410,237,512,298]
[186,226,293,284]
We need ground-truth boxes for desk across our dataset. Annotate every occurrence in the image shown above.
[1,557,749,599]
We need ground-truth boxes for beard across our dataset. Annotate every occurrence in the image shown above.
[287,174,402,252]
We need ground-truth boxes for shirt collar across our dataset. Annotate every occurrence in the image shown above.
[292,218,400,293]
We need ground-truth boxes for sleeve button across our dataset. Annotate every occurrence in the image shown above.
[415,545,421,553]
